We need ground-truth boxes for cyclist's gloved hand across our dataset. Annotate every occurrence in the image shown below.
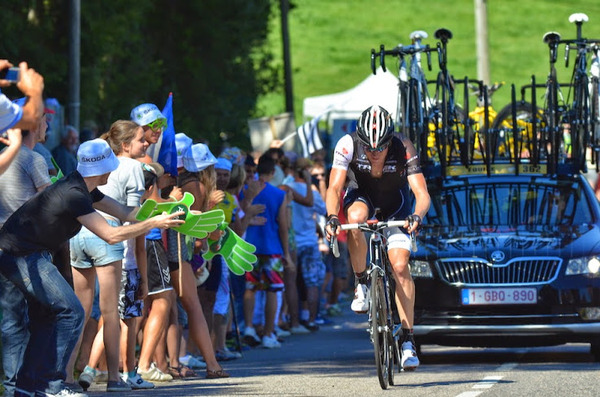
[406,214,422,233]
[325,214,341,240]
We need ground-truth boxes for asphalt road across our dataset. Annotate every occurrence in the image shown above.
[85,302,600,397]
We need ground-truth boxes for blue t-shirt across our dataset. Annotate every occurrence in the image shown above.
[245,182,285,255]
[286,181,326,248]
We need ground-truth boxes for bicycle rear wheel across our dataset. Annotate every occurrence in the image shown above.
[370,268,390,389]
[492,101,546,160]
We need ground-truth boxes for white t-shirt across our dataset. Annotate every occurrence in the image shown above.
[0,93,22,133]
[99,156,145,211]
[98,156,145,270]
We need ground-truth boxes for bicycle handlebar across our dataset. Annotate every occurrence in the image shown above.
[371,44,436,74]
[336,219,407,231]
[329,219,417,258]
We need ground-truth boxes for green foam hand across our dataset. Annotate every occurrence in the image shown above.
[136,192,225,239]
[203,226,257,275]
[50,158,64,184]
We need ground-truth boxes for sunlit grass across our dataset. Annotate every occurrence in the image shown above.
[259,0,600,124]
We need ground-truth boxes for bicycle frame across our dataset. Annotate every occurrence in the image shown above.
[371,31,435,162]
[555,13,600,171]
[330,219,413,389]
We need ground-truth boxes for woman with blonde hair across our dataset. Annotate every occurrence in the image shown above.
[69,120,150,392]
[165,143,230,379]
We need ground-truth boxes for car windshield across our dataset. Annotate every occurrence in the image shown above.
[426,179,593,227]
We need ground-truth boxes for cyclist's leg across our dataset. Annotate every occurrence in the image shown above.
[386,230,419,370]
[343,190,371,313]
[343,190,371,276]
[387,247,413,330]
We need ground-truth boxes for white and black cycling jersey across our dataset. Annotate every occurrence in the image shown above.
[332,132,422,220]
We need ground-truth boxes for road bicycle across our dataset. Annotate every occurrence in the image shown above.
[558,13,600,171]
[371,31,437,162]
[503,13,600,173]
[426,28,472,172]
[330,218,416,390]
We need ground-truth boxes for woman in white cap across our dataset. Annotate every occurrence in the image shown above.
[130,103,167,164]
[0,138,183,397]
[167,143,230,379]
[135,133,193,382]
[70,121,155,392]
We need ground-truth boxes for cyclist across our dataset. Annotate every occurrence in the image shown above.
[324,105,430,370]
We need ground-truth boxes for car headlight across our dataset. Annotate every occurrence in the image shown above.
[565,256,600,275]
[409,260,433,278]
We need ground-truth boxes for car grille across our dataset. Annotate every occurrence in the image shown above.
[436,257,562,286]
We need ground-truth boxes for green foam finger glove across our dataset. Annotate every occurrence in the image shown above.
[136,192,195,221]
[173,209,225,239]
[203,226,257,275]
[135,192,224,239]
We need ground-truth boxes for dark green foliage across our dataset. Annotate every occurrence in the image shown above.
[0,0,280,151]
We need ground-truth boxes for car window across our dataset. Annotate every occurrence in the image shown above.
[426,180,593,226]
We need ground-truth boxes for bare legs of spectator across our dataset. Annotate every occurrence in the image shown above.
[171,261,225,374]
[74,317,99,373]
[244,289,277,339]
[306,285,320,323]
[137,290,172,372]
[212,312,229,352]
[70,261,123,383]
[164,301,182,372]
[282,255,301,329]
[120,317,137,376]
[328,277,345,307]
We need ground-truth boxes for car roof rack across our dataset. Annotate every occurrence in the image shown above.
[416,23,598,179]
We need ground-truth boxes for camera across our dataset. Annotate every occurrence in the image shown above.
[0,67,20,83]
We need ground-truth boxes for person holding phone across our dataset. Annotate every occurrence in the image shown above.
[0,60,45,175]
[0,139,185,397]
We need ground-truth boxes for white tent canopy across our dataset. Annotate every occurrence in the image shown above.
[302,67,400,123]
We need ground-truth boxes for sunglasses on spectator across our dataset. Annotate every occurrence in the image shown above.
[146,118,167,132]
[312,172,325,177]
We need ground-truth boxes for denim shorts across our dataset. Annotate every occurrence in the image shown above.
[324,240,349,279]
[297,245,326,288]
[70,220,125,269]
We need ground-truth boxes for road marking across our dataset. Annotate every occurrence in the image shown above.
[455,362,517,397]
[473,375,502,389]
[456,391,483,397]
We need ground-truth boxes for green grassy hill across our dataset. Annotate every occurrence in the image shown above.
[258,0,600,125]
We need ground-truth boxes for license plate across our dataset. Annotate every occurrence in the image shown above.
[461,288,537,305]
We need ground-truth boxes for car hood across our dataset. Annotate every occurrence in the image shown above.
[417,224,600,259]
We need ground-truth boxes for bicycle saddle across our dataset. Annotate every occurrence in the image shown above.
[543,31,561,45]
[409,30,428,41]
[434,28,453,42]
[569,13,588,24]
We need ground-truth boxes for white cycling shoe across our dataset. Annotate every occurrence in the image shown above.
[351,284,369,313]
[401,340,420,371]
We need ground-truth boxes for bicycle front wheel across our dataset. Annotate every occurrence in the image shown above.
[370,268,390,389]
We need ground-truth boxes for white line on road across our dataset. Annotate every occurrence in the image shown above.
[455,362,517,397]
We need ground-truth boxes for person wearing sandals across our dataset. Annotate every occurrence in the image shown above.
[131,106,182,384]
[70,122,162,393]
[0,138,184,397]
[167,143,230,379]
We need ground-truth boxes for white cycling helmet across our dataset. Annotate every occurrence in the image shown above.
[356,105,394,150]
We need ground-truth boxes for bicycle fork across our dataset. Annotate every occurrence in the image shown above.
[367,234,392,342]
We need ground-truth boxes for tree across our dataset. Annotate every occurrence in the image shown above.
[0,0,281,152]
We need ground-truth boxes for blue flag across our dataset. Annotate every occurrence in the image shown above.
[159,92,178,176]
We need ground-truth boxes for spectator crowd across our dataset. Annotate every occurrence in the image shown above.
[0,60,352,397]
